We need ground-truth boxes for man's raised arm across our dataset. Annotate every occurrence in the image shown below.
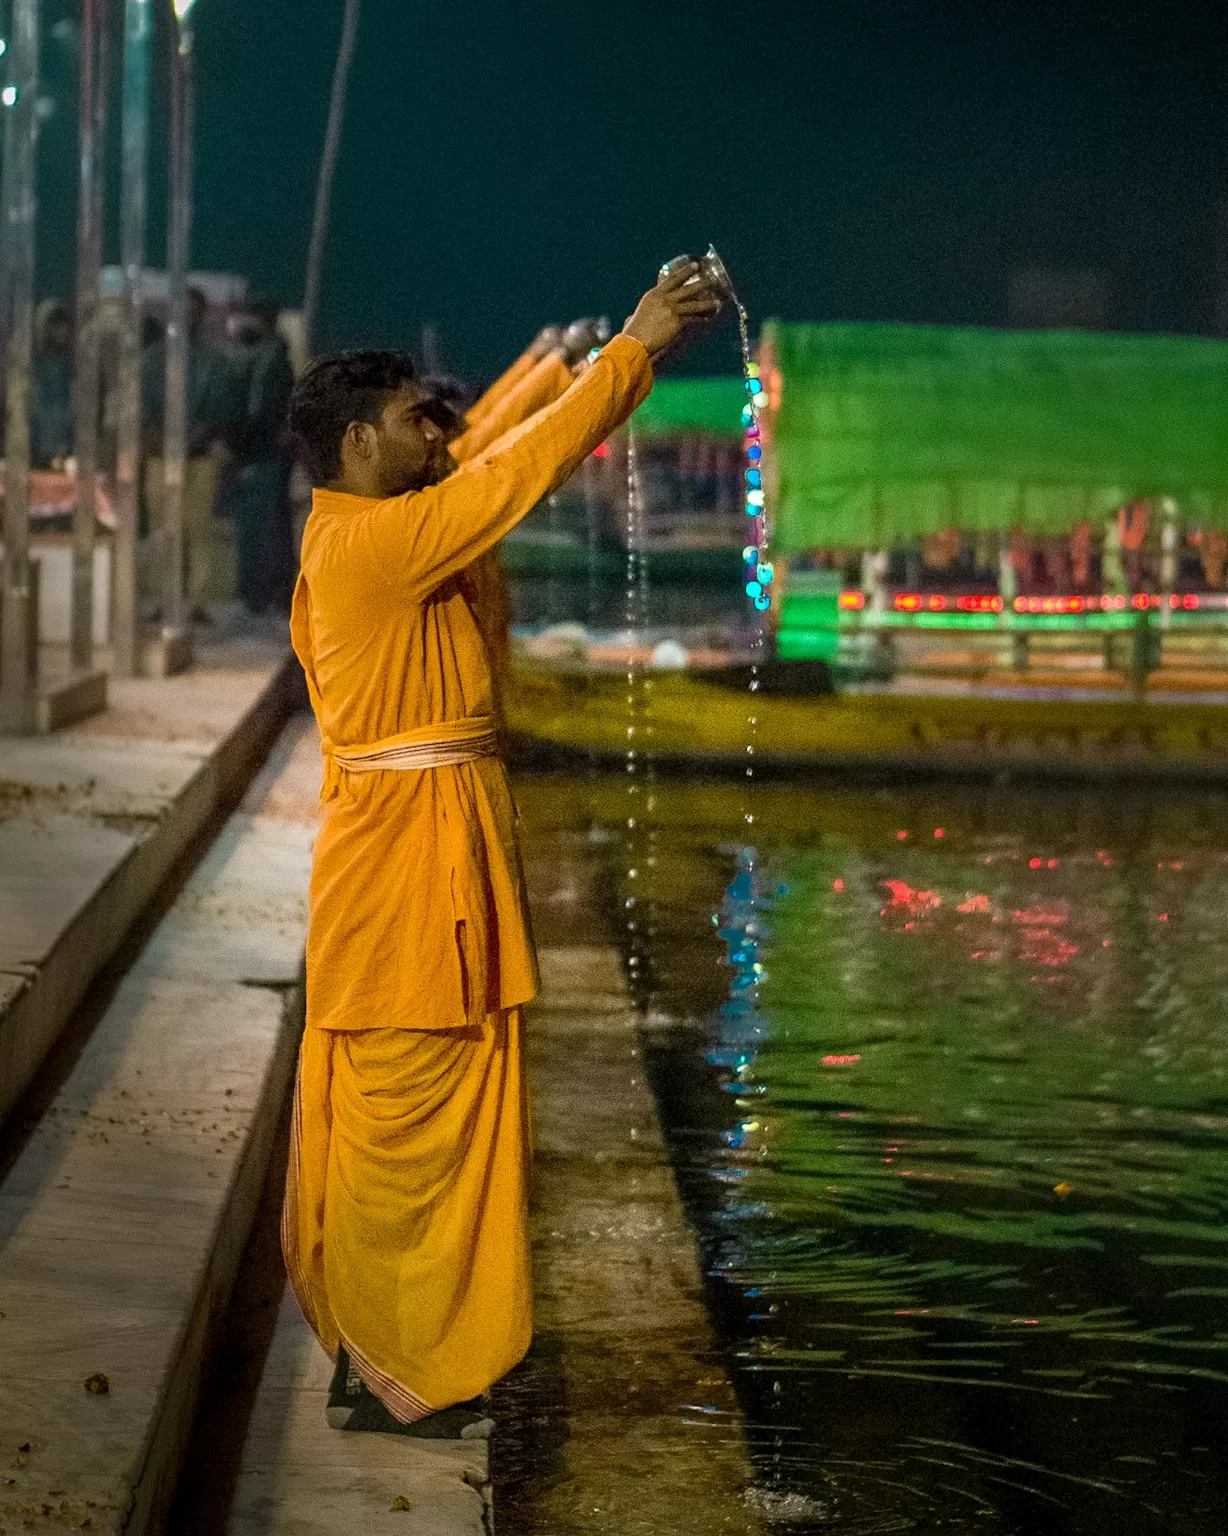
[451,350,572,463]
[384,334,651,600]
[465,325,562,427]
[350,263,722,601]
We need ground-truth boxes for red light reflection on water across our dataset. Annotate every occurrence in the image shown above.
[862,845,1197,985]
[880,880,942,919]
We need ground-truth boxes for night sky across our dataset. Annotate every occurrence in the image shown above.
[28,0,1228,379]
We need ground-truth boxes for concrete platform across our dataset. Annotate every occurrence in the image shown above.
[0,694,762,1534]
[0,639,301,1125]
[196,1290,490,1535]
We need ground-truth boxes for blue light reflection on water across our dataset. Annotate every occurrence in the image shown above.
[623,788,1228,1534]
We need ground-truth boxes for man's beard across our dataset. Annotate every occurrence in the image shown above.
[386,449,456,496]
[425,447,458,485]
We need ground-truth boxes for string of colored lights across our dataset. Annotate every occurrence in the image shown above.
[741,347,772,612]
[734,324,774,611]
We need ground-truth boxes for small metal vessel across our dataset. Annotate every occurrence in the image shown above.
[658,244,737,301]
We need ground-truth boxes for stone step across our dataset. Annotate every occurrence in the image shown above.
[0,716,316,1534]
[0,643,302,1127]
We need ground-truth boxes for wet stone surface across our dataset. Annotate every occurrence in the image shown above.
[494,801,767,1534]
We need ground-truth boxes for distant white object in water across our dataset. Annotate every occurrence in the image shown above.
[540,622,587,644]
[527,622,589,661]
[651,639,689,670]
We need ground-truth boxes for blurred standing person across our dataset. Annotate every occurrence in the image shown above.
[227,300,296,615]
[32,300,75,469]
[141,286,241,620]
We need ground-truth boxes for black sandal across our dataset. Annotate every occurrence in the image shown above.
[325,1347,494,1439]
[324,1344,366,1429]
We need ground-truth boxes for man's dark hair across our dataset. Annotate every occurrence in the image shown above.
[288,349,418,485]
[420,373,472,441]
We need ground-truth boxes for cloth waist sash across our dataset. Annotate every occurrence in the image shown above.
[322,715,498,800]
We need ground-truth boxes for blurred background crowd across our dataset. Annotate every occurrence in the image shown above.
[25,283,298,625]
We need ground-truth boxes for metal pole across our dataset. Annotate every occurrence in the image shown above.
[303,0,360,356]
[0,0,40,733]
[113,0,151,676]
[162,4,194,639]
[71,0,109,673]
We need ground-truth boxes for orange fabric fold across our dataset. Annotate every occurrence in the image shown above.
[282,1010,532,1419]
[320,714,499,801]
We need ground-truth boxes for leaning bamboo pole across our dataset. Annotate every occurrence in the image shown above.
[303,0,361,357]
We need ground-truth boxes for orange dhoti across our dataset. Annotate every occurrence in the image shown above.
[283,1010,532,1419]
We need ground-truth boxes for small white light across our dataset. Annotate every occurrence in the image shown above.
[0,39,8,57]
[2,85,18,107]
[173,0,198,16]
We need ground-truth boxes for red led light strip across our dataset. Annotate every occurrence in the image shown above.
[835,591,1205,614]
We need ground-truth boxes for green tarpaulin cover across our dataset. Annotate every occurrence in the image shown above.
[632,376,745,439]
[766,321,1228,551]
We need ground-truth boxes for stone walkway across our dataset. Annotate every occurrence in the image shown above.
[0,700,311,1533]
[492,782,766,1534]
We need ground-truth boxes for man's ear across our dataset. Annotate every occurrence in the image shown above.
[344,420,374,461]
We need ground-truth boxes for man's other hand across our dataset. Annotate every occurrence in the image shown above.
[561,318,604,366]
[621,263,722,363]
[530,324,564,360]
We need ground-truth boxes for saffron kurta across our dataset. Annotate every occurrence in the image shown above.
[284,334,653,1418]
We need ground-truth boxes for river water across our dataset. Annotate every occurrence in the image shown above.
[602,775,1228,1535]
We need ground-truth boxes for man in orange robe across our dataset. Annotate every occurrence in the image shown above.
[282,263,719,1438]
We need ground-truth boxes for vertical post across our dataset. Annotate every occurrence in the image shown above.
[113,0,151,676]
[1157,495,1178,634]
[0,0,40,733]
[162,2,195,643]
[997,535,1025,671]
[419,321,440,374]
[862,548,887,621]
[303,0,360,356]
[71,0,109,673]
